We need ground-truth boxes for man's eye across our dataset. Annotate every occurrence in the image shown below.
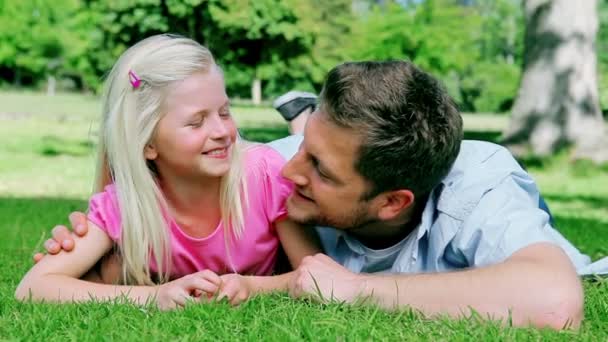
[317,170,329,180]
[315,166,330,181]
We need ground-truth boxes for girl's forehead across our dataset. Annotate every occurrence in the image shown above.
[165,70,228,116]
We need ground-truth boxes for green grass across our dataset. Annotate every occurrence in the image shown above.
[1,91,607,340]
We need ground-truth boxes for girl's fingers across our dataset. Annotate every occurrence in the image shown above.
[170,290,189,309]
[198,270,222,285]
[216,285,237,303]
[186,277,219,297]
[230,291,248,306]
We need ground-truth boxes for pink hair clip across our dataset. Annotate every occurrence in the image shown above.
[128,70,141,89]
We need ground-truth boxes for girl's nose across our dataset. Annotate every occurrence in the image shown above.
[208,113,230,139]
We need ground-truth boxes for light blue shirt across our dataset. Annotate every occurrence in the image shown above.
[268,136,607,276]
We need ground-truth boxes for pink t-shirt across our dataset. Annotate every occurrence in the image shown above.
[87,145,293,279]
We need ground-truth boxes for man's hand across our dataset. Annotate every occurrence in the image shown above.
[33,212,89,263]
[156,270,222,310]
[289,253,368,303]
[217,274,253,306]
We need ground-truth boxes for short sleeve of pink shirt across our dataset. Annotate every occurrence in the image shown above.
[87,184,122,242]
[244,144,293,225]
[86,144,293,277]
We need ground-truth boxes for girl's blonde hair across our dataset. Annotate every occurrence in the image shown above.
[94,34,246,285]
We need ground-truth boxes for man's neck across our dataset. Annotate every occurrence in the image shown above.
[350,196,427,250]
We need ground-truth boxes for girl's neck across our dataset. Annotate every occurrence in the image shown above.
[158,173,222,217]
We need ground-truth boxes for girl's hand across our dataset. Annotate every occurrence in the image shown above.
[217,274,253,306]
[156,270,221,310]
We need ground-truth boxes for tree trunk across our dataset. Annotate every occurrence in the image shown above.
[47,75,56,97]
[251,78,262,106]
[502,0,608,163]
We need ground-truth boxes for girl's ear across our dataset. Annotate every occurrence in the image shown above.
[144,143,158,160]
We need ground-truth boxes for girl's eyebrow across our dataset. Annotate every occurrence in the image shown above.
[187,110,208,119]
[187,99,230,118]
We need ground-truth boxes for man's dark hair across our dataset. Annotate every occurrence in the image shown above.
[319,60,463,199]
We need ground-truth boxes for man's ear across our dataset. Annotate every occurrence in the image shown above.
[144,143,158,160]
[376,189,415,221]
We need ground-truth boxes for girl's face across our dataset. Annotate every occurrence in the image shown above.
[145,68,237,180]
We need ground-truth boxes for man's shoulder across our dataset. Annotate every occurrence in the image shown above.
[443,140,524,186]
[435,140,529,219]
[266,135,303,160]
[453,140,517,169]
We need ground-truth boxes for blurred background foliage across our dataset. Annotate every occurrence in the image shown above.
[0,0,606,114]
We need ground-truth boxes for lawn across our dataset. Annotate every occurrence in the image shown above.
[0,91,607,340]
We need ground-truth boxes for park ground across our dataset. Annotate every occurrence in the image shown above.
[0,91,606,340]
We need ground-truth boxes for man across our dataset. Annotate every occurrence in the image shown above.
[37,61,607,329]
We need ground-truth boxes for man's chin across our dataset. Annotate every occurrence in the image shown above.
[286,208,318,226]
[286,200,320,226]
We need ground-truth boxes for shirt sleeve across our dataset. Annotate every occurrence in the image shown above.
[248,145,294,223]
[266,135,303,161]
[87,185,122,242]
[445,170,560,268]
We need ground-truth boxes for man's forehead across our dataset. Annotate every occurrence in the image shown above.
[303,112,358,169]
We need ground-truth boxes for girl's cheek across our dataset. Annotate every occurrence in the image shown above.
[228,121,238,141]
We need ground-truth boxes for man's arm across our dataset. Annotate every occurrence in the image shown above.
[290,243,583,330]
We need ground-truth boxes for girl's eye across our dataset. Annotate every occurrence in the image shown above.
[220,110,231,118]
[189,121,203,127]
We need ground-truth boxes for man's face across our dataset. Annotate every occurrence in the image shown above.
[281,111,377,229]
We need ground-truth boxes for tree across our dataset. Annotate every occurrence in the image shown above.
[502,0,608,163]
[207,0,316,104]
[208,0,354,101]
[0,0,78,89]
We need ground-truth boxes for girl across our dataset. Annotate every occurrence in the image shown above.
[15,34,320,309]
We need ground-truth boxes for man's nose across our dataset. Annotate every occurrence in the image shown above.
[281,150,308,186]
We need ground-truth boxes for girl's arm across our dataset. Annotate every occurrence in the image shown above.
[16,220,222,309]
[15,220,157,304]
[275,218,322,268]
[217,219,322,304]
[249,218,322,293]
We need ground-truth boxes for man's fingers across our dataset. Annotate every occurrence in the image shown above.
[44,239,60,254]
[289,273,303,298]
[68,212,88,236]
[314,253,334,264]
[33,253,44,264]
[61,239,74,251]
[51,225,74,251]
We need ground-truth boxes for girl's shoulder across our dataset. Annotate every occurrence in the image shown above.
[87,184,122,241]
[240,143,293,222]
[242,143,288,173]
[89,184,119,208]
